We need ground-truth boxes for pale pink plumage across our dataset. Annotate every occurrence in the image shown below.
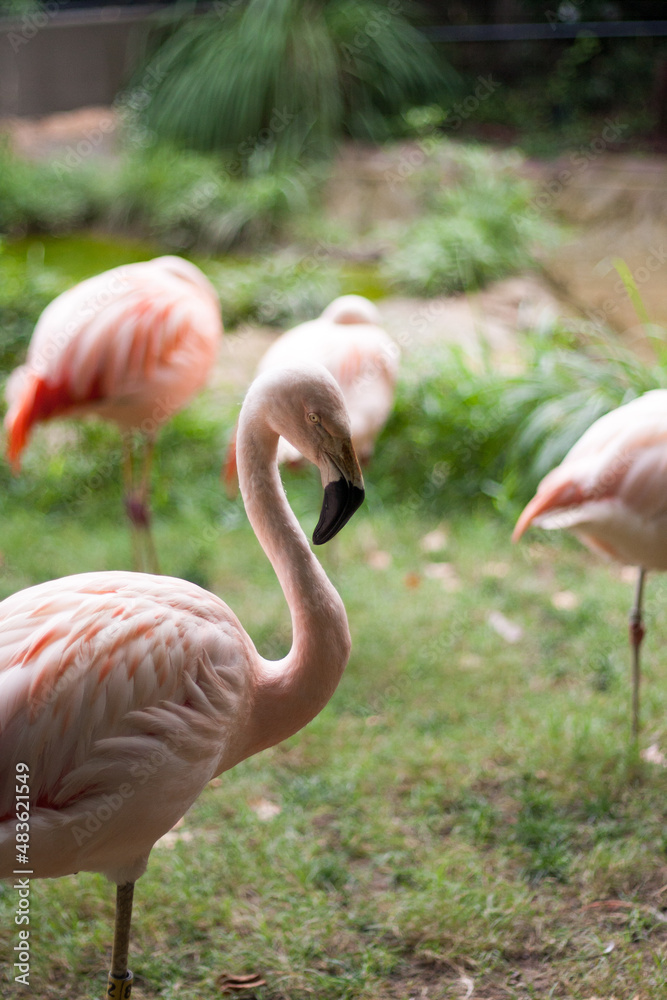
[513,389,667,737]
[512,390,667,566]
[256,295,399,464]
[5,255,223,468]
[0,572,250,882]
[0,365,364,987]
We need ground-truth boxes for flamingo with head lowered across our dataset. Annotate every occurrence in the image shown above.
[0,364,364,996]
[4,255,223,573]
[225,295,398,489]
[513,389,667,739]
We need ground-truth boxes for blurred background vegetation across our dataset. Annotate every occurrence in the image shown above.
[2,0,667,525]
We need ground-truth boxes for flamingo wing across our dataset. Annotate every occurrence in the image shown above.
[0,571,250,879]
[5,257,223,467]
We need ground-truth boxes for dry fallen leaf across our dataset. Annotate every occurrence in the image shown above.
[249,798,281,821]
[551,590,579,610]
[487,610,523,644]
[458,973,474,998]
[155,818,194,849]
[641,743,667,767]
[420,527,449,553]
[366,549,392,570]
[218,972,267,993]
[423,562,460,591]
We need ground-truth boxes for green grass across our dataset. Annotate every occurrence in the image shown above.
[2,422,667,997]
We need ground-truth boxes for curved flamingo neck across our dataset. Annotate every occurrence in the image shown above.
[236,392,351,757]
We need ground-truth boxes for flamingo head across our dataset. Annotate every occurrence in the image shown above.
[246,364,365,544]
[320,295,381,327]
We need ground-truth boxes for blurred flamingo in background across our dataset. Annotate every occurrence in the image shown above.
[513,389,667,739]
[0,365,364,995]
[4,256,223,573]
[225,295,399,489]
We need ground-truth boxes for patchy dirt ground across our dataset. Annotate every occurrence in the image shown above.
[1,105,118,162]
[536,153,667,340]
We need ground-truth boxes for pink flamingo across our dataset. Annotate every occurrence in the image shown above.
[0,365,364,996]
[225,295,398,487]
[4,255,223,573]
[513,389,667,738]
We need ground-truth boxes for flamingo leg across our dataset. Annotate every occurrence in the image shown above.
[629,567,647,741]
[136,435,160,575]
[122,436,143,573]
[122,434,160,575]
[106,881,135,999]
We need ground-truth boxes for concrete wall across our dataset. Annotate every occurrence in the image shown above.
[0,8,158,117]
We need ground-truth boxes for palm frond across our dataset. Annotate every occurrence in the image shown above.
[131,0,451,160]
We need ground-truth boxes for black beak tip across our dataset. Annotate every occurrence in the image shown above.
[313,480,365,545]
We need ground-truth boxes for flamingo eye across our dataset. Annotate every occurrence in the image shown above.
[308,412,320,423]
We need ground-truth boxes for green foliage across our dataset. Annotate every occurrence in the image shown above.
[207,255,343,328]
[0,143,97,234]
[0,0,42,15]
[0,142,315,253]
[448,27,661,156]
[374,321,667,517]
[514,778,572,883]
[133,0,451,160]
[0,240,66,371]
[0,136,556,288]
[505,325,667,486]
[372,345,512,512]
[382,144,553,295]
[105,144,314,252]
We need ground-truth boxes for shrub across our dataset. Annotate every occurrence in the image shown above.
[382,144,553,296]
[132,0,452,162]
[0,242,66,374]
[104,144,314,252]
[372,322,667,516]
[0,142,315,253]
[0,144,96,235]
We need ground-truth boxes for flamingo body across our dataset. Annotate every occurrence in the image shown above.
[513,389,667,566]
[5,255,222,468]
[513,389,667,738]
[0,365,364,989]
[257,295,399,463]
[0,571,252,883]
